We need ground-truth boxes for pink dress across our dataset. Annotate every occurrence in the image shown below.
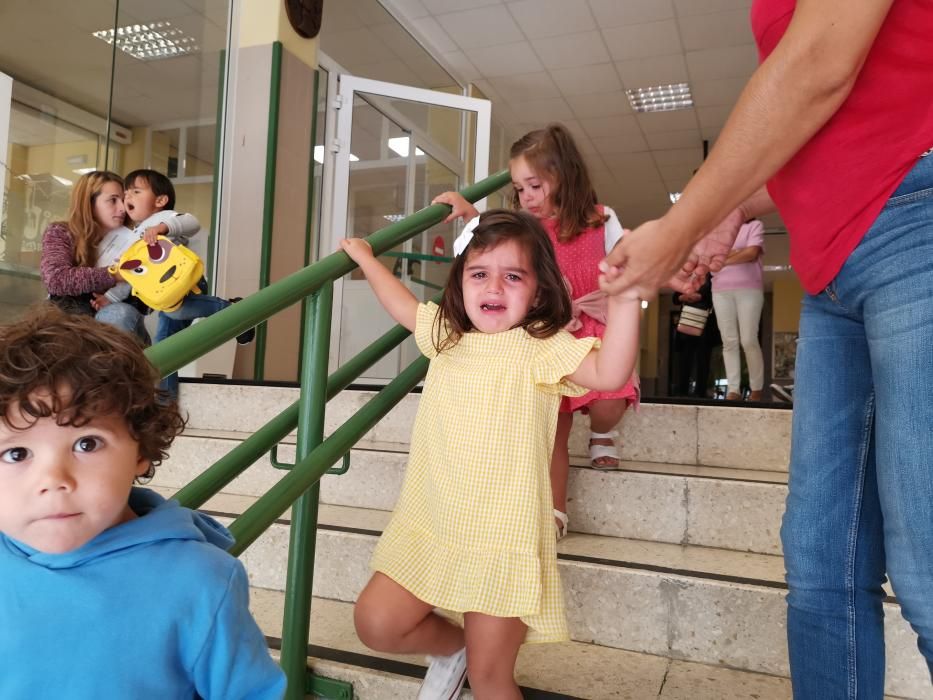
[541,207,640,414]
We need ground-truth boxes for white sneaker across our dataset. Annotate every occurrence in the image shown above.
[417,647,467,700]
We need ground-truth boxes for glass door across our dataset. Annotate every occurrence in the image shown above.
[328,75,491,382]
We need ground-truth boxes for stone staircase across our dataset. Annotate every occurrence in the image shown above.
[151,383,932,699]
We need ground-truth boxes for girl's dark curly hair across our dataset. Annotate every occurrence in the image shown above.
[0,305,185,479]
[434,209,572,353]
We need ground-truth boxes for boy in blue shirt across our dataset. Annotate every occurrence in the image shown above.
[0,307,284,699]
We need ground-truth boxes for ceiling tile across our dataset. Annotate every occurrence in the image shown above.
[673,0,752,16]
[652,146,704,167]
[442,50,483,82]
[602,20,683,62]
[422,0,500,14]
[506,96,576,122]
[696,104,734,129]
[531,31,610,70]
[506,0,596,39]
[551,63,621,96]
[390,0,432,19]
[569,90,633,119]
[411,16,459,52]
[579,113,640,139]
[606,151,662,177]
[559,119,591,144]
[589,0,675,27]
[657,162,698,182]
[488,72,562,102]
[645,129,704,150]
[635,108,699,134]
[678,8,754,51]
[615,54,689,89]
[701,124,723,141]
[691,75,748,107]
[591,131,650,154]
[465,41,542,77]
[436,6,524,49]
[685,44,759,81]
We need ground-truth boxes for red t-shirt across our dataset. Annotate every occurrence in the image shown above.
[751,0,933,293]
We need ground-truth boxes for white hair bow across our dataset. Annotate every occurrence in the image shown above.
[452,216,481,257]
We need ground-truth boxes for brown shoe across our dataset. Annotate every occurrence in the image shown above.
[748,390,763,402]
[726,392,742,401]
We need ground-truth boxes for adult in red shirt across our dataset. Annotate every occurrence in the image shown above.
[601,0,933,695]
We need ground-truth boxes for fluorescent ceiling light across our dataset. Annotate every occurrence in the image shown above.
[93,21,199,61]
[313,145,358,163]
[387,137,424,158]
[73,167,96,175]
[627,83,693,113]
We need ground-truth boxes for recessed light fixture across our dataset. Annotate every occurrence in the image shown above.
[669,192,682,203]
[626,83,693,113]
[92,22,199,61]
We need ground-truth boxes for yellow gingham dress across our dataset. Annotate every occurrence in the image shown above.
[371,302,598,643]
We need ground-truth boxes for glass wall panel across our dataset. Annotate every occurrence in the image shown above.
[0,0,231,323]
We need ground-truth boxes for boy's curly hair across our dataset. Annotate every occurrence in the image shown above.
[0,306,185,479]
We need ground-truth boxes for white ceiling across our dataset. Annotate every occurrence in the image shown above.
[0,0,227,127]
[381,0,787,232]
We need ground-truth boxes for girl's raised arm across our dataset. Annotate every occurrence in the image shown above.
[340,238,418,331]
[568,294,640,391]
[432,191,479,224]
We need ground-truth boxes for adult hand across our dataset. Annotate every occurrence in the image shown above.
[683,207,745,281]
[598,219,698,299]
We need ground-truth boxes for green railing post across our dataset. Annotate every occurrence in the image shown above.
[279,281,332,698]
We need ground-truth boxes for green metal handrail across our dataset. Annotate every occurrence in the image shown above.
[144,171,509,377]
[152,169,509,699]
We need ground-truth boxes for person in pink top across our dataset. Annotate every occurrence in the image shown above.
[710,219,765,401]
[434,124,639,541]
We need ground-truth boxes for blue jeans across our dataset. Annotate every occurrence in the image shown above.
[95,302,150,345]
[782,153,933,697]
[154,290,229,397]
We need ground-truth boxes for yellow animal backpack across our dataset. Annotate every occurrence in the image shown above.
[110,236,203,312]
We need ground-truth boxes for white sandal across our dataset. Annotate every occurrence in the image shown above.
[589,430,621,470]
[554,509,569,541]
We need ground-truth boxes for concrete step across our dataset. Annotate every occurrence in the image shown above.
[177,383,791,472]
[158,432,788,555]
[254,591,807,699]
[153,487,932,699]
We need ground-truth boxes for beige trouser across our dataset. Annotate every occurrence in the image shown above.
[712,288,764,394]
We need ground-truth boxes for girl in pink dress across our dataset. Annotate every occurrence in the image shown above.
[435,124,639,539]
